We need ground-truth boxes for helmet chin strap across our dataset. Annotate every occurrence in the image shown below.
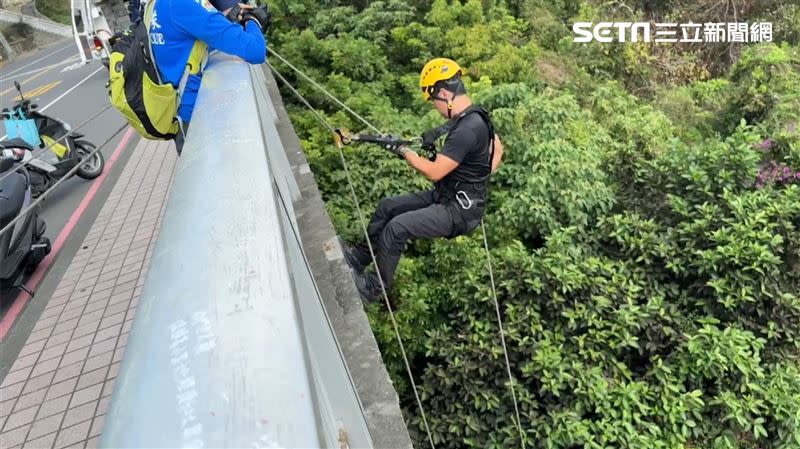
[431,92,457,119]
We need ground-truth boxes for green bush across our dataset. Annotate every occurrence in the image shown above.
[36,0,70,25]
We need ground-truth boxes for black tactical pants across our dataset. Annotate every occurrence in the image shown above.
[128,0,141,23]
[173,122,189,156]
[352,189,484,293]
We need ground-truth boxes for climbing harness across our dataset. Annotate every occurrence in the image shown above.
[267,48,526,448]
[456,190,473,210]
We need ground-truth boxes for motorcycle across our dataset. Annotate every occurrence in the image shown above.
[1,81,105,197]
[0,151,51,293]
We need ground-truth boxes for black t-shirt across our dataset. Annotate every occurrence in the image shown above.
[439,112,492,184]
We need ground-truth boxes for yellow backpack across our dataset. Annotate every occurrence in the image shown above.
[106,0,207,139]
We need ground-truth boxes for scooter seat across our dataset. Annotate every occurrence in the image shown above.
[0,171,26,229]
[0,138,34,151]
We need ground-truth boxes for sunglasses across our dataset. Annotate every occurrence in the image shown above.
[422,86,450,103]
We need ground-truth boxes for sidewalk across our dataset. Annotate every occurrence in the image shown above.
[0,139,176,449]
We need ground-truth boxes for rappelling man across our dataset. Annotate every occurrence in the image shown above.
[340,58,505,302]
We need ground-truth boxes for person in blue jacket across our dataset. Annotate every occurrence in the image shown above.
[148,0,268,152]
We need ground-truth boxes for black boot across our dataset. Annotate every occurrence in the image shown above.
[338,236,366,272]
[351,269,382,303]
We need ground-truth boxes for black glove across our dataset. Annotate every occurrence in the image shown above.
[224,4,243,23]
[382,135,410,159]
[242,5,270,33]
[421,128,438,152]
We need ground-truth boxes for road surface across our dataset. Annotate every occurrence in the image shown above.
[1,40,139,375]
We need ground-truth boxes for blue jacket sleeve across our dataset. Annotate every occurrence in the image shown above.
[171,0,266,64]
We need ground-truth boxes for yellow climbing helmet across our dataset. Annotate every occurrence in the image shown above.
[419,58,462,101]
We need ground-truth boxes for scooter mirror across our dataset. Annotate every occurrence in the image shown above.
[0,157,14,173]
[30,104,38,109]
[14,81,24,101]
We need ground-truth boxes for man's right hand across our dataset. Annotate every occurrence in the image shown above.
[241,5,270,33]
[381,135,411,159]
[223,3,254,23]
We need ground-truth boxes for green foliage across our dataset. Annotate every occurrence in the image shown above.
[269,0,800,447]
[652,79,730,137]
[485,88,617,239]
[728,45,800,133]
[724,44,800,168]
[35,0,70,25]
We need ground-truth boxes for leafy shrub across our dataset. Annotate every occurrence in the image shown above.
[36,0,70,24]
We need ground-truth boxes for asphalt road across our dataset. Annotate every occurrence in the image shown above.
[0,40,76,82]
[0,40,139,374]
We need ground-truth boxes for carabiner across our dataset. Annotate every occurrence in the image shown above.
[333,128,353,147]
[456,190,472,210]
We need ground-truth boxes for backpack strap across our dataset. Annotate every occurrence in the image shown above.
[142,0,162,84]
[455,106,494,140]
[144,0,208,95]
[177,40,209,98]
[466,107,495,182]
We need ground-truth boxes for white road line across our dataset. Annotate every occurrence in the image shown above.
[0,55,80,81]
[40,66,103,112]
[1,66,104,140]
[2,42,74,79]
[61,61,85,72]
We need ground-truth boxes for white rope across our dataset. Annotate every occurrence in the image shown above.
[481,221,525,447]
[267,48,383,134]
[0,123,128,238]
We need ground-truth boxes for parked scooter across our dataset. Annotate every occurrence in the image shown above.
[0,152,51,293]
[1,81,105,197]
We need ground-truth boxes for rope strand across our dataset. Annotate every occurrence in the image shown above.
[267,48,383,134]
[481,222,526,447]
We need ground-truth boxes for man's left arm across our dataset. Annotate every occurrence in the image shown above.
[172,0,266,64]
[491,135,504,173]
[405,132,504,180]
[402,123,476,181]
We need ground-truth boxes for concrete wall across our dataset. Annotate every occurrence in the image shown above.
[0,21,63,59]
[0,9,72,37]
[0,0,30,9]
